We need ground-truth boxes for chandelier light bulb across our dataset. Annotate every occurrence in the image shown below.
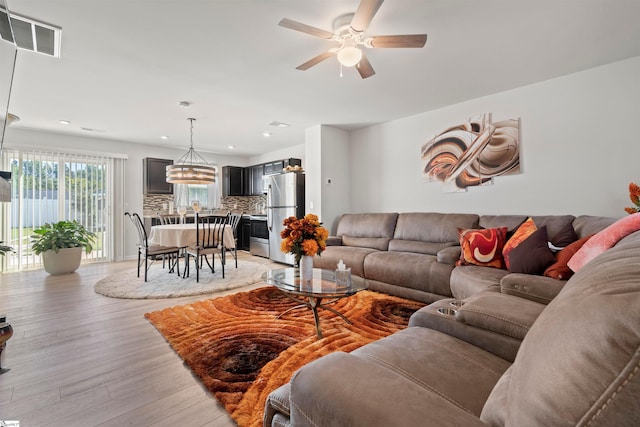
[337,46,362,67]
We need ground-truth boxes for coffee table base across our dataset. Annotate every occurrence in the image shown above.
[276,294,353,339]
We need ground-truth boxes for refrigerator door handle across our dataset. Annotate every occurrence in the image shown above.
[267,184,273,231]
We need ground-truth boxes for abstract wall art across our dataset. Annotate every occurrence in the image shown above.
[421,113,520,192]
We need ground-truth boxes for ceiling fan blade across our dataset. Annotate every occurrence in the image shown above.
[296,51,335,70]
[368,34,428,48]
[278,18,334,39]
[350,0,384,32]
[356,54,375,79]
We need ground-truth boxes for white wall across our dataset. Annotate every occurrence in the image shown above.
[349,56,640,218]
[248,144,305,167]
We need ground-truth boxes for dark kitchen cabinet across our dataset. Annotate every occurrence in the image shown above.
[239,217,251,250]
[264,158,301,175]
[222,166,244,196]
[143,158,173,194]
[250,164,264,195]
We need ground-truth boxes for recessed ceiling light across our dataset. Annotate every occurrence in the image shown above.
[263,132,272,137]
[228,145,236,150]
[59,120,71,125]
[269,121,290,128]
[160,135,169,140]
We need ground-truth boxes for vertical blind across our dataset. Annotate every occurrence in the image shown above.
[1,148,119,271]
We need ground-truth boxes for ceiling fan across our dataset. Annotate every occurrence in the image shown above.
[278,0,427,79]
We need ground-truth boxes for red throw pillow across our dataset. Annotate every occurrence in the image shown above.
[544,234,594,280]
[507,226,556,275]
[457,227,508,269]
[502,217,537,270]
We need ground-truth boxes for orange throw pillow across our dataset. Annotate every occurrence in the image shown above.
[457,227,508,269]
[502,217,537,270]
[544,234,594,280]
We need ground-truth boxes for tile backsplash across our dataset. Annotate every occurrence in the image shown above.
[143,194,174,212]
[143,194,267,215]
[221,195,267,214]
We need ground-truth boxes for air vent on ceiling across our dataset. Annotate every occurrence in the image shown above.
[0,8,61,57]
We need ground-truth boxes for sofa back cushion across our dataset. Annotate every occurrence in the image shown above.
[530,215,576,246]
[482,230,640,425]
[479,215,527,233]
[336,213,399,251]
[393,212,480,242]
[572,215,617,239]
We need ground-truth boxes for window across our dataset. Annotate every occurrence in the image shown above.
[0,149,118,271]
[174,181,220,210]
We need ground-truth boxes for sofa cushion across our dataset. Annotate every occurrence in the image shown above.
[530,215,577,246]
[288,329,506,426]
[388,239,456,255]
[351,328,511,417]
[502,217,537,270]
[450,265,507,300]
[572,215,617,239]
[313,246,378,278]
[393,212,479,244]
[488,232,640,426]
[506,226,555,275]
[335,213,398,250]
[457,227,508,269]
[543,234,594,280]
[500,273,567,304]
[364,251,453,297]
[568,212,640,273]
[479,215,527,233]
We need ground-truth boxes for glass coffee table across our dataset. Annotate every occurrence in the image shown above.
[262,268,368,338]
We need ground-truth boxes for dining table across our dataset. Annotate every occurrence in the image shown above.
[148,223,236,249]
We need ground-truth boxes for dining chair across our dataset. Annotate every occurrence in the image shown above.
[157,213,181,225]
[226,212,243,268]
[125,212,181,282]
[184,213,229,282]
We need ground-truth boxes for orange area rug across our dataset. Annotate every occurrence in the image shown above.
[145,286,424,427]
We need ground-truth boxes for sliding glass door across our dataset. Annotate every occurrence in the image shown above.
[0,149,117,271]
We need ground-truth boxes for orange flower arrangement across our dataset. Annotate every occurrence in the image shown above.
[625,182,640,215]
[280,213,329,265]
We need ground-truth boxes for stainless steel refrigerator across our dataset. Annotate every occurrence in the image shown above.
[267,172,305,265]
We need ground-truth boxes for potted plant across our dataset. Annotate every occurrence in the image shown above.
[31,220,97,275]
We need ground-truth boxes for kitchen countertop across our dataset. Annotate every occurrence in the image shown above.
[142,210,265,218]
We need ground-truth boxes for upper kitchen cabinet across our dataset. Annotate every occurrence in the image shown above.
[222,166,244,197]
[143,158,173,194]
[264,158,301,175]
[245,164,265,196]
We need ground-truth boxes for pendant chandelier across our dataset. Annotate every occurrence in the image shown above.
[165,118,216,185]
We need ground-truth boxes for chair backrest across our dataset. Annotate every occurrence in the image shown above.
[157,213,181,225]
[228,213,243,237]
[125,212,148,248]
[195,213,229,249]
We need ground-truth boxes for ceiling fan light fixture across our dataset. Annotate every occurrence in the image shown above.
[166,118,217,185]
[337,46,362,67]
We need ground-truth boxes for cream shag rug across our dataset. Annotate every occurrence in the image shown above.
[95,254,277,299]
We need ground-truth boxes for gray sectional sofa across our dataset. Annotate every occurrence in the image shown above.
[314,212,614,303]
[264,212,640,426]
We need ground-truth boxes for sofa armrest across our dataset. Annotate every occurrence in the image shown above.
[456,292,545,341]
[437,245,461,265]
[500,273,566,304]
[288,350,490,427]
[325,235,343,246]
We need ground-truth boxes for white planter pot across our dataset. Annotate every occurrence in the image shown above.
[42,247,83,275]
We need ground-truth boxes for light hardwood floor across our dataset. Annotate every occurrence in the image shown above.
[0,256,266,426]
